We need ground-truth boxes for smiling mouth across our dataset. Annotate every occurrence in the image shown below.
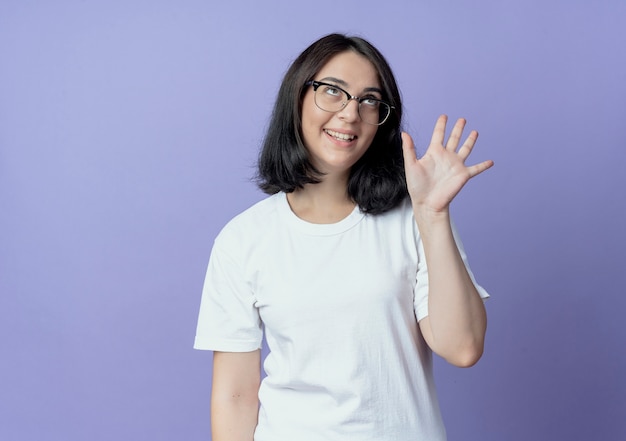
[324,129,356,142]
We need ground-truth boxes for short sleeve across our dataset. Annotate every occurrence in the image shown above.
[193,235,263,352]
[413,221,490,322]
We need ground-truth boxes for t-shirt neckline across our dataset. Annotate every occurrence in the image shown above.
[277,192,365,236]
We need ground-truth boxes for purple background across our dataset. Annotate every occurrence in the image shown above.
[1,1,625,440]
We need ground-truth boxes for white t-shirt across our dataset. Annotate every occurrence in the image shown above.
[194,192,489,441]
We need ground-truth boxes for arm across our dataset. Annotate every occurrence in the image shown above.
[402,115,493,367]
[414,213,487,367]
[211,350,261,441]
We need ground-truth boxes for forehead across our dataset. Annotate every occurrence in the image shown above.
[315,51,380,90]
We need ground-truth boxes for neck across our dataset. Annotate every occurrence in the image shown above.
[286,173,355,224]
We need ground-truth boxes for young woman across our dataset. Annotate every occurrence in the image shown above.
[194,33,493,441]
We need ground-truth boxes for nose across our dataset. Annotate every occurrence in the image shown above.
[337,98,360,123]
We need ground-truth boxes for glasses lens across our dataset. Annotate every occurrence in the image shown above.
[359,99,390,126]
[314,84,346,112]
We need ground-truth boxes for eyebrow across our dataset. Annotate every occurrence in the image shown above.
[319,76,383,96]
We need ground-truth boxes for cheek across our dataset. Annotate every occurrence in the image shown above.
[301,92,320,125]
[362,127,379,146]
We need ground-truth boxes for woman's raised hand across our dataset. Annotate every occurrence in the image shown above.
[401,115,494,215]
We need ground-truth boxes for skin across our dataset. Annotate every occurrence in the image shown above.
[211,51,494,441]
[402,117,493,366]
[211,350,261,441]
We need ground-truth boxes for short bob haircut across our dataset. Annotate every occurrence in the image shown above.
[256,33,407,215]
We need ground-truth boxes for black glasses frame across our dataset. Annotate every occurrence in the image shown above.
[305,80,394,126]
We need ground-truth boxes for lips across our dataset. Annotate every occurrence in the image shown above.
[324,129,357,142]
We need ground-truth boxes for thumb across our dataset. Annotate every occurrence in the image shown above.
[401,132,417,164]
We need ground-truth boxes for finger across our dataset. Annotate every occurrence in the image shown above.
[457,130,479,160]
[446,118,467,152]
[467,159,495,178]
[429,114,448,147]
[401,132,417,164]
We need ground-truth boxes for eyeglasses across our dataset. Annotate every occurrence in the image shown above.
[305,80,394,126]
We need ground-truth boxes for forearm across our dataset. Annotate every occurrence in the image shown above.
[416,208,487,367]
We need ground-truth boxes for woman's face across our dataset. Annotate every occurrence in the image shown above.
[301,51,380,178]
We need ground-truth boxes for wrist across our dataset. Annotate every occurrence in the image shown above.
[412,203,450,222]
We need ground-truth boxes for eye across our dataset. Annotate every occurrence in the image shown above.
[321,85,342,98]
[361,97,381,108]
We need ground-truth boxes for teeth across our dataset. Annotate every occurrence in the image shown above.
[325,129,355,141]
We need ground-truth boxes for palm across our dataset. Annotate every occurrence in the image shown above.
[402,115,493,213]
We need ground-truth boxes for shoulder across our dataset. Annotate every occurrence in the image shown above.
[366,195,414,225]
[213,193,283,251]
[364,196,421,252]
[228,194,282,226]
[359,195,418,242]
